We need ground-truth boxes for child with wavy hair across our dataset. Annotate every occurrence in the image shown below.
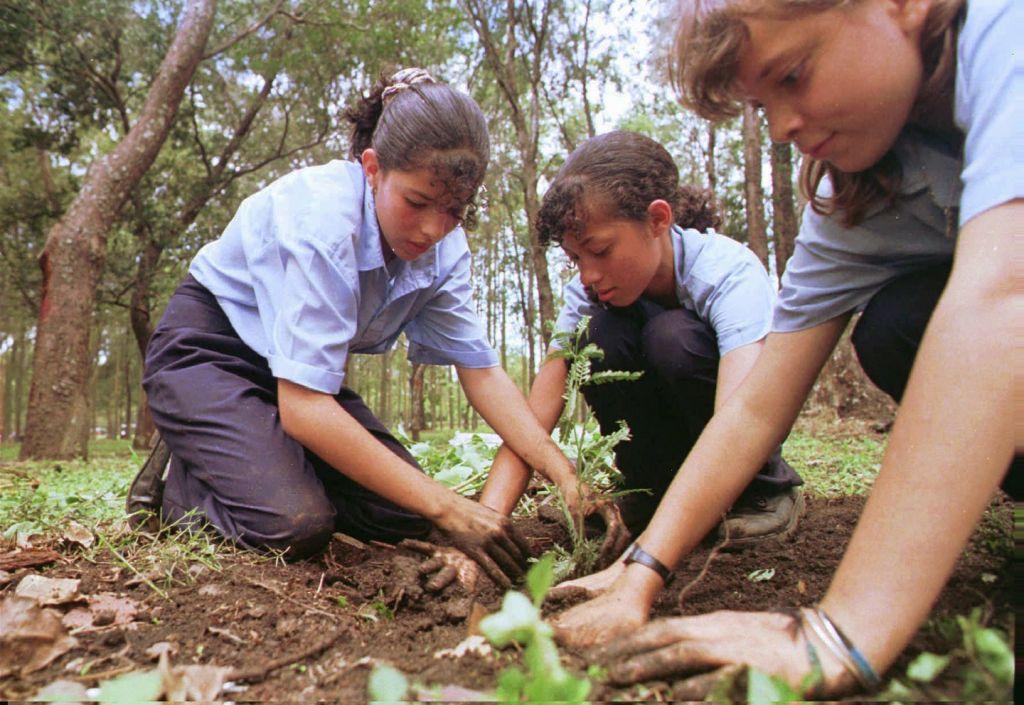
[554,0,1020,696]
[126,69,599,589]
[481,129,803,569]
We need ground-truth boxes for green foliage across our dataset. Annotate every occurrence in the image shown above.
[883,607,1013,700]
[95,668,163,702]
[781,432,885,496]
[479,559,591,703]
[545,317,641,580]
[399,429,501,497]
[367,664,409,704]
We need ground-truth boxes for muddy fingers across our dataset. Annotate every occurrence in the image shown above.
[609,641,714,685]
[425,564,458,592]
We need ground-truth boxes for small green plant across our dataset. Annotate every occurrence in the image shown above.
[478,554,591,703]
[882,607,1013,700]
[367,664,409,704]
[545,316,642,580]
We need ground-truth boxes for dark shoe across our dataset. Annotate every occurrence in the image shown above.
[716,488,805,546]
[126,436,171,533]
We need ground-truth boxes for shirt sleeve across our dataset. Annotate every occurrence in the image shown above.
[244,170,363,394]
[955,0,1024,226]
[549,275,601,351]
[403,248,498,368]
[699,245,776,355]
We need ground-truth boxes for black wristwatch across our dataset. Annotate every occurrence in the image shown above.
[623,542,672,582]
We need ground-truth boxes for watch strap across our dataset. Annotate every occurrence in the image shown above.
[624,542,672,582]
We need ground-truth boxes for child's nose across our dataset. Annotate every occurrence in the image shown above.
[579,263,601,287]
[422,210,453,241]
[766,101,804,144]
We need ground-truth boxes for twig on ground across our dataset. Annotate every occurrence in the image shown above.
[677,515,730,607]
[228,628,350,683]
[244,576,343,623]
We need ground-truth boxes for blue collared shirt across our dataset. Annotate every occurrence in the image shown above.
[774,0,1023,333]
[553,225,776,356]
[189,160,498,394]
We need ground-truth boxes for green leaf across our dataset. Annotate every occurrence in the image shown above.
[367,664,408,704]
[479,591,544,646]
[746,568,776,582]
[526,553,556,606]
[747,668,801,704]
[433,464,473,488]
[96,669,163,702]
[971,628,1013,684]
[906,652,950,683]
[495,666,527,701]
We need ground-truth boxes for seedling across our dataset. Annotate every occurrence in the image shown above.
[546,316,642,580]
[478,554,591,702]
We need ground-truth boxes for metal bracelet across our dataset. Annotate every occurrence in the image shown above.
[815,608,881,689]
[803,608,867,690]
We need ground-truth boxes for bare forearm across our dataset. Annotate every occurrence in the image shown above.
[478,358,569,514]
[278,381,452,522]
[626,319,848,602]
[822,216,1018,674]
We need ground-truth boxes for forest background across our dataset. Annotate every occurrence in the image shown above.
[0,0,878,460]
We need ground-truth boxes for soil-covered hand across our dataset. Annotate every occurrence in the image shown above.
[433,497,531,589]
[599,610,850,696]
[548,556,626,602]
[399,539,482,593]
[551,586,650,650]
[558,483,631,569]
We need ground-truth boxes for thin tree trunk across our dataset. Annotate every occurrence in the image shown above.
[770,141,798,279]
[742,104,769,269]
[20,0,217,459]
[705,124,717,192]
[409,363,426,441]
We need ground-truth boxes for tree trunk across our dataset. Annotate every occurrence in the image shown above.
[770,141,798,279]
[20,0,217,460]
[705,124,717,192]
[742,104,769,269]
[409,363,426,441]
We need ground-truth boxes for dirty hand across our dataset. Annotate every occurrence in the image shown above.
[557,482,632,569]
[433,497,531,590]
[599,610,850,696]
[399,539,482,593]
[548,554,627,602]
[551,585,650,650]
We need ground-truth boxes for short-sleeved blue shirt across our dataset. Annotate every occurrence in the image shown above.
[773,0,1023,332]
[553,226,776,356]
[189,160,498,394]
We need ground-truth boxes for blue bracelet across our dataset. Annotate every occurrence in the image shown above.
[815,608,881,689]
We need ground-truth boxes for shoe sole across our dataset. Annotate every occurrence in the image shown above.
[721,490,807,549]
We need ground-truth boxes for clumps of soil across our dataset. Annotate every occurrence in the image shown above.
[0,495,1012,701]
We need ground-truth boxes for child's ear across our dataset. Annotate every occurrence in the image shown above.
[361,149,381,188]
[891,0,931,37]
[647,199,674,234]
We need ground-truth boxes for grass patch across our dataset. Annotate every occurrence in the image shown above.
[782,431,885,496]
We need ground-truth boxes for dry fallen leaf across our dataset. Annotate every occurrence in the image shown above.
[15,574,82,606]
[62,607,95,631]
[31,678,90,704]
[0,595,79,677]
[86,593,138,626]
[0,547,61,571]
[62,521,94,549]
[144,641,178,661]
[158,651,230,701]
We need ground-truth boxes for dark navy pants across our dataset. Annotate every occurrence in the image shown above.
[580,303,802,534]
[142,276,430,559]
[852,263,1021,499]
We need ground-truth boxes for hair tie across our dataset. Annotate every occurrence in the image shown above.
[381,67,436,104]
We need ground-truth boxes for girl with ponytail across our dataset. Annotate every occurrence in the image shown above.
[128,69,602,589]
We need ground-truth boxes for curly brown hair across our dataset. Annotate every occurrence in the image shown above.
[343,70,490,228]
[671,0,964,227]
[536,130,721,247]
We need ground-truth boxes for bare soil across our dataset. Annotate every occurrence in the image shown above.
[0,493,1012,701]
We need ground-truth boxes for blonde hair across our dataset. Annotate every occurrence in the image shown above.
[672,0,964,226]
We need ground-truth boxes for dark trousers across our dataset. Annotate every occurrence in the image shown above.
[142,276,430,559]
[581,303,802,534]
[852,263,1021,499]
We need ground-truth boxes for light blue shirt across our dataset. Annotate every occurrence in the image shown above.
[553,226,776,356]
[190,160,498,394]
[774,0,1023,332]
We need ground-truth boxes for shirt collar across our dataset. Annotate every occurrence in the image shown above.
[893,126,964,210]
